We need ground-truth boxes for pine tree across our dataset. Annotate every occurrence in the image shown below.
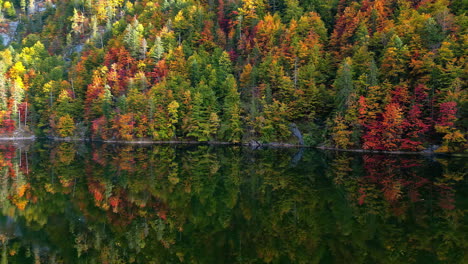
[150,36,164,61]
[284,0,304,22]
[187,82,219,141]
[381,35,409,83]
[334,57,354,112]
[215,50,232,101]
[123,18,144,58]
[367,58,378,87]
[220,75,242,143]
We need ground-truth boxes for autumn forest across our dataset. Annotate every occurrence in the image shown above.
[0,0,466,152]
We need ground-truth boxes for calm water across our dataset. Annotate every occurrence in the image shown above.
[0,142,466,263]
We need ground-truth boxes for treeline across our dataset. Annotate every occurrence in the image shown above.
[0,0,466,152]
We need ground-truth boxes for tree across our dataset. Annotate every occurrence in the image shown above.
[150,36,164,61]
[362,103,404,151]
[334,57,354,112]
[380,35,410,83]
[55,87,81,119]
[85,66,108,121]
[331,114,353,149]
[57,114,75,137]
[435,101,466,152]
[220,75,242,143]
[253,99,291,142]
[2,1,17,18]
[95,0,123,24]
[123,18,144,58]
[187,82,219,141]
[214,50,233,101]
[421,17,445,49]
[292,62,321,120]
[112,113,135,140]
[330,2,362,59]
[284,0,304,22]
[400,104,429,151]
[71,8,86,37]
[238,0,267,26]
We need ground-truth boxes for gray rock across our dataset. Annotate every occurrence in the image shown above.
[422,145,440,153]
[248,140,261,149]
[289,123,304,145]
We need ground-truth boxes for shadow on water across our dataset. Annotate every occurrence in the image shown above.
[0,141,465,263]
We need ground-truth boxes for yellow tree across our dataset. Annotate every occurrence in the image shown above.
[331,114,353,149]
[238,0,267,26]
[57,115,75,137]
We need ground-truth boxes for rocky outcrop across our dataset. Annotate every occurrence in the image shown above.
[0,21,18,46]
[289,123,304,145]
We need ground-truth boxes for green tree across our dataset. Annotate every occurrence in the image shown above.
[334,57,354,112]
[123,18,144,58]
[149,36,164,61]
[220,75,242,143]
[284,0,304,22]
[187,82,219,141]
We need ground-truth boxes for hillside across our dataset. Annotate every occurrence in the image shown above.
[0,0,466,152]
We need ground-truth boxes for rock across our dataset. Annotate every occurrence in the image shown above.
[74,44,84,53]
[0,33,11,46]
[422,145,440,153]
[248,140,261,149]
[289,123,304,145]
[0,21,19,46]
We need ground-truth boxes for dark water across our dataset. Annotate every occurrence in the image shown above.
[0,142,466,263]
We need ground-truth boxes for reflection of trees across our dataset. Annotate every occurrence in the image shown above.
[0,143,465,263]
[328,153,468,263]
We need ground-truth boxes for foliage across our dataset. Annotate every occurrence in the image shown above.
[57,114,75,137]
[0,0,465,152]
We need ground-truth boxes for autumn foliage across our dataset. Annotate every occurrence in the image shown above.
[0,0,465,152]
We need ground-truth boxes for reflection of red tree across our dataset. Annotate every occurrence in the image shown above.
[0,145,30,175]
[0,146,35,210]
[104,188,168,227]
[438,190,455,210]
[86,146,169,228]
[357,155,455,213]
[0,145,16,168]
[88,179,104,203]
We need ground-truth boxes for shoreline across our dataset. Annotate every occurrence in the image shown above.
[317,146,431,155]
[0,136,36,141]
[50,137,307,148]
[0,136,466,156]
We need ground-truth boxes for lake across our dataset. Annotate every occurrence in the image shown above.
[0,141,466,263]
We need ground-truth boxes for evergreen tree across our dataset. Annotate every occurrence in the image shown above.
[220,75,242,143]
[150,36,164,61]
[123,18,144,58]
[334,57,354,112]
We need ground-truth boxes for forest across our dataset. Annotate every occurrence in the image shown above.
[0,0,466,152]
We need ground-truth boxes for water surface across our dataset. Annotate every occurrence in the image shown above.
[0,142,466,263]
